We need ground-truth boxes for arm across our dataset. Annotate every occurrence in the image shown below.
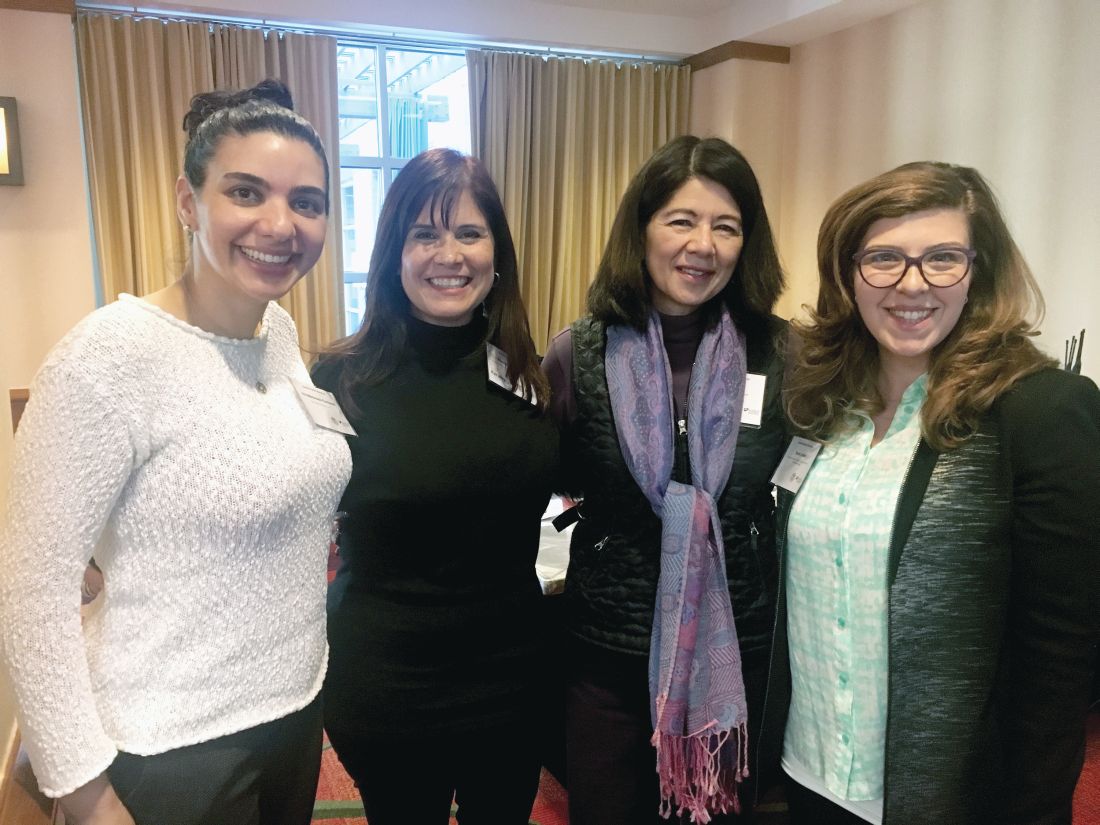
[999,370,1100,823]
[0,362,134,800]
[541,328,576,431]
[309,353,339,393]
[541,328,580,497]
[57,775,134,825]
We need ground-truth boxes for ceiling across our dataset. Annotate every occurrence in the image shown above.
[531,0,734,17]
[528,0,925,48]
[126,0,927,57]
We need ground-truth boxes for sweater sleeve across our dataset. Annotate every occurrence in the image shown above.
[541,327,584,499]
[541,327,576,430]
[0,360,135,798]
[998,369,1100,824]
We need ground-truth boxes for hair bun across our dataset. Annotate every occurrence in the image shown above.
[182,79,295,141]
[244,78,294,110]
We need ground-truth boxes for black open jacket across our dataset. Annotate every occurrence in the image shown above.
[759,368,1100,824]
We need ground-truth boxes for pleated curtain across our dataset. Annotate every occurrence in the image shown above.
[75,12,344,353]
[467,49,691,351]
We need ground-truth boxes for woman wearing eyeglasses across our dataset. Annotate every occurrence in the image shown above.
[764,162,1100,824]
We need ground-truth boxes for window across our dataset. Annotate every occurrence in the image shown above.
[337,43,471,334]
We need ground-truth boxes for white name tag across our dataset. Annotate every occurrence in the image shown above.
[487,343,537,405]
[770,436,822,493]
[292,379,357,436]
[740,373,766,427]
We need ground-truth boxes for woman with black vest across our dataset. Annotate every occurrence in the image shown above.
[771,162,1100,824]
[542,135,788,824]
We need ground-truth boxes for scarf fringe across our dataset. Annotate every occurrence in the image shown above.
[652,710,749,824]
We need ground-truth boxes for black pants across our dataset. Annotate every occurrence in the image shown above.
[107,697,323,825]
[565,640,763,825]
[783,773,875,825]
[326,723,540,825]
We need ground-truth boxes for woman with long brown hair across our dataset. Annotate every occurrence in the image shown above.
[767,161,1100,824]
[313,148,557,824]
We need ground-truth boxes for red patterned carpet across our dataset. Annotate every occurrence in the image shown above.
[1075,710,1100,825]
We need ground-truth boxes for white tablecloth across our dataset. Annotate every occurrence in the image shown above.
[536,497,573,595]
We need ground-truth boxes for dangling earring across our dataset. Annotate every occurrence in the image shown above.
[494,271,501,286]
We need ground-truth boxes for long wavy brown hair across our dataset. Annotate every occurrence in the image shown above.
[785,161,1055,450]
[321,148,548,413]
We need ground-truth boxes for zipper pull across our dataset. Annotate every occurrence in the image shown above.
[750,521,759,551]
[677,418,687,436]
[593,535,609,552]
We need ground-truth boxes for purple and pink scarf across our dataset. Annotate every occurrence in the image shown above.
[606,308,749,823]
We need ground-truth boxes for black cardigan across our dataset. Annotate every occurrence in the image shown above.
[760,368,1100,823]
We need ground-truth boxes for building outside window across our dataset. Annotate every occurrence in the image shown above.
[337,44,471,334]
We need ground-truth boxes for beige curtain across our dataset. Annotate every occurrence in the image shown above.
[76,13,344,352]
[467,49,690,351]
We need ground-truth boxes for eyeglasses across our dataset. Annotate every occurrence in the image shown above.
[853,247,976,288]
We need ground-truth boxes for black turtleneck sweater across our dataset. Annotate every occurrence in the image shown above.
[313,316,559,737]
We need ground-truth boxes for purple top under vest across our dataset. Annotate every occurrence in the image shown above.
[543,310,705,428]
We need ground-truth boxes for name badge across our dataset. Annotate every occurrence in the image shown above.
[770,436,822,493]
[740,373,766,427]
[487,343,538,405]
[292,379,357,436]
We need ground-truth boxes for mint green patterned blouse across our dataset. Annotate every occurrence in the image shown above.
[781,375,927,819]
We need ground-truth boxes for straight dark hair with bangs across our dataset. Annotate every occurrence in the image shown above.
[323,148,548,413]
[587,135,785,330]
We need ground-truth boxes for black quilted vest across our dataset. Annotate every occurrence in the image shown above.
[563,314,788,668]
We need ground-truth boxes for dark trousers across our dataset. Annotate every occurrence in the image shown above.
[565,639,763,825]
[107,696,323,825]
[783,774,875,825]
[326,723,540,825]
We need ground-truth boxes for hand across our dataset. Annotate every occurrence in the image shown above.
[59,773,136,825]
[81,564,104,604]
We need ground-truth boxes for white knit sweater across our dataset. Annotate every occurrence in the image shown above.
[0,295,351,798]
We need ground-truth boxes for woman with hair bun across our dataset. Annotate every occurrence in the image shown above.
[768,161,1100,824]
[0,80,351,825]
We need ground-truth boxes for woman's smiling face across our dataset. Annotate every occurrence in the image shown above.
[854,207,973,377]
[176,131,328,307]
[644,175,743,316]
[400,189,496,327]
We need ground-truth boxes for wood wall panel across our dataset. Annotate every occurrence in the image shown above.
[0,0,75,14]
